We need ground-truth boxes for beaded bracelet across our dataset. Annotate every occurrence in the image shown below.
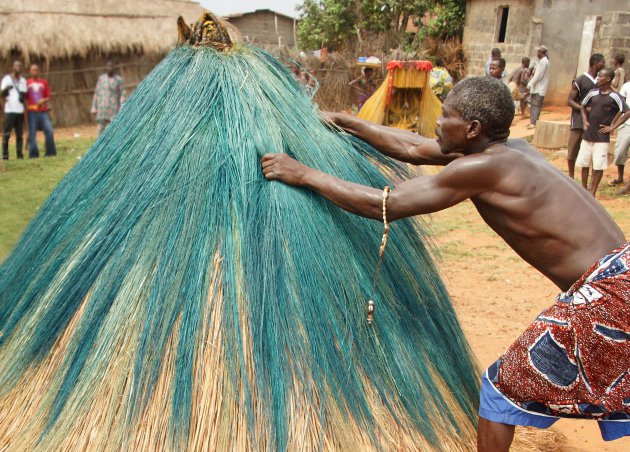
[367,185,391,325]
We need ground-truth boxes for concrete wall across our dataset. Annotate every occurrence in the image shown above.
[463,0,535,78]
[532,0,630,104]
[592,11,630,82]
[226,11,297,47]
[463,0,630,105]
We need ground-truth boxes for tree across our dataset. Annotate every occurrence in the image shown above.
[418,0,466,40]
[296,0,466,51]
[296,0,357,51]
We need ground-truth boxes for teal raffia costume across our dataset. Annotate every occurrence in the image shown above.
[0,14,479,450]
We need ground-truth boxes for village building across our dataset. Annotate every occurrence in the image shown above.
[463,0,630,104]
[223,9,298,49]
[0,0,205,127]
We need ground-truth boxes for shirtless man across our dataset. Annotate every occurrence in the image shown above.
[261,77,629,450]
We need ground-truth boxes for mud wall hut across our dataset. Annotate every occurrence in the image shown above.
[0,0,205,127]
[223,9,298,48]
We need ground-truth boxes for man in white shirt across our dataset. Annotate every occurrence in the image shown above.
[614,81,630,193]
[1,61,27,159]
[526,45,551,129]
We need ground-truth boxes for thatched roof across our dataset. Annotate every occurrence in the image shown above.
[0,0,207,59]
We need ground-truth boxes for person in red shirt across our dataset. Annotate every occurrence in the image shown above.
[26,64,56,158]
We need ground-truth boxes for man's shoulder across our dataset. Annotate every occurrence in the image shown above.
[583,88,600,101]
[608,91,627,110]
[575,73,594,84]
[449,140,529,167]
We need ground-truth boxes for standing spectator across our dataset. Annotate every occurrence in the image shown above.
[485,48,501,76]
[613,79,630,190]
[91,61,125,136]
[526,45,550,129]
[26,64,56,158]
[488,58,506,81]
[291,64,314,94]
[567,54,605,179]
[430,58,453,102]
[508,57,531,119]
[576,68,630,197]
[612,53,626,92]
[349,67,376,111]
[1,61,27,160]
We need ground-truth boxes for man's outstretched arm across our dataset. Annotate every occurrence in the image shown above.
[323,112,461,166]
[261,153,486,221]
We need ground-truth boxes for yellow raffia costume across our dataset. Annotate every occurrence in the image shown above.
[358,61,442,137]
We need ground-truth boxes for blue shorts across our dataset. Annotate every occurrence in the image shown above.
[479,372,630,441]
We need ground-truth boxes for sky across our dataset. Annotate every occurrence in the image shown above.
[199,1,301,18]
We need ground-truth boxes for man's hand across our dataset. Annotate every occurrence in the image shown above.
[599,124,614,134]
[261,153,310,187]
[583,121,589,131]
[320,111,346,128]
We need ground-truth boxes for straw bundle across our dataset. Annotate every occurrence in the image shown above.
[0,18,480,450]
[314,53,352,112]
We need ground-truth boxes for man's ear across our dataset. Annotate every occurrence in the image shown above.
[466,120,482,139]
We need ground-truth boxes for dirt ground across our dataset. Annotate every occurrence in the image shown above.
[53,110,629,450]
[426,111,630,451]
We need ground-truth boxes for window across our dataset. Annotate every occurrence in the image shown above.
[496,6,509,43]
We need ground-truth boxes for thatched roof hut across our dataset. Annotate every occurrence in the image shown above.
[0,0,205,126]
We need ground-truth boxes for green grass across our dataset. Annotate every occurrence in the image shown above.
[0,136,94,260]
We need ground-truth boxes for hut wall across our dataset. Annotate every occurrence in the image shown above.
[0,0,207,127]
[226,11,297,47]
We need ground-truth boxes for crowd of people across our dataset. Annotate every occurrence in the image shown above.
[345,46,628,200]
[486,45,551,129]
[567,53,630,196]
[1,60,125,160]
[472,47,630,198]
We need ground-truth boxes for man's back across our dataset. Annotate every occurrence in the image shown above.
[508,67,527,87]
[456,139,624,289]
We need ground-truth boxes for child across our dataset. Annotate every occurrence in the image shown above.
[612,53,626,92]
